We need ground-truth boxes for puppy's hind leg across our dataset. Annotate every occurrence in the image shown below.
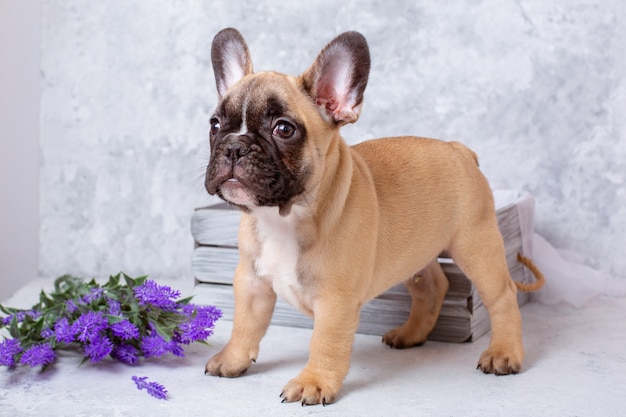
[450,219,524,375]
[382,259,449,348]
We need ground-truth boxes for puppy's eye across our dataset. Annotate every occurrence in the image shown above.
[272,121,296,139]
[210,118,221,136]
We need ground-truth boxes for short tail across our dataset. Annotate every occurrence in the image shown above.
[515,253,545,292]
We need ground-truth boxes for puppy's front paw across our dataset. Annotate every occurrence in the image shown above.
[280,370,341,406]
[477,347,523,375]
[205,346,256,378]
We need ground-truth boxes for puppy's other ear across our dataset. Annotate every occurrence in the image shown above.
[301,32,371,125]
[211,28,253,98]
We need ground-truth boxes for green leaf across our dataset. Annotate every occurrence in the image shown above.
[121,272,147,288]
[50,292,68,304]
[153,324,174,341]
[106,315,126,324]
[1,305,19,315]
[78,356,89,368]
[39,289,55,309]
[53,274,71,293]
[9,315,20,339]
[103,273,121,290]
[54,274,81,294]
[177,296,194,305]
[122,273,137,289]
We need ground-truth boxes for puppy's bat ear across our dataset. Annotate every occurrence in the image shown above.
[211,28,253,98]
[301,31,371,126]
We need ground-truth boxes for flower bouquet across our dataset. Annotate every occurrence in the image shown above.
[0,273,221,399]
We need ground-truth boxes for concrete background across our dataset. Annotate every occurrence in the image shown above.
[2,1,624,299]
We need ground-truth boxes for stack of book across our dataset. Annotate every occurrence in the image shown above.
[191,191,534,343]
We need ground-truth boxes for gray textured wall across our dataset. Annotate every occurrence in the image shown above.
[40,1,625,282]
[0,1,40,300]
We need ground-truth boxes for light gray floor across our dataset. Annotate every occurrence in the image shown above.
[2,279,625,417]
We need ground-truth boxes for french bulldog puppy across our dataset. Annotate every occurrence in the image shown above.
[204,28,524,406]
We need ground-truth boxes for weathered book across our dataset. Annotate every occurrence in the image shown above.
[191,191,534,343]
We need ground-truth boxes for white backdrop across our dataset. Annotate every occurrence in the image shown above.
[39,0,626,283]
[0,1,40,300]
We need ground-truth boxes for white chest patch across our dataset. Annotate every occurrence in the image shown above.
[253,207,311,314]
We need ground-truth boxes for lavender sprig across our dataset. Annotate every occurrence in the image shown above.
[133,280,181,310]
[0,273,222,371]
[20,344,56,368]
[132,375,168,400]
[0,339,22,367]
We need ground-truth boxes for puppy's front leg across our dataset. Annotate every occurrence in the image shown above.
[280,299,360,406]
[205,262,276,377]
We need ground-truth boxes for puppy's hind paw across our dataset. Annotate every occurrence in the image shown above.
[382,326,426,349]
[205,347,254,378]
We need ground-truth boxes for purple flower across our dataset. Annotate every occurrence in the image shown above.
[112,344,139,365]
[110,320,140,340]
[177,305,222,344]
[2,311,26,326]
[54,317,75,344]
[107,299,121,316]
[167,340,185,358]
[82,287,104,304]
[140,332,170,359]
[72,311,108,342]
[20,343,55,368]
[132,375,168,400]
[133,280,180,310]
[0,339,22,367]
[83,335,113,363]
[40,327,54,339]
[27,310,42,320]
[65,300,79,313]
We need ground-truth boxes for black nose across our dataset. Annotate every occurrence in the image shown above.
[224,142,249,164]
